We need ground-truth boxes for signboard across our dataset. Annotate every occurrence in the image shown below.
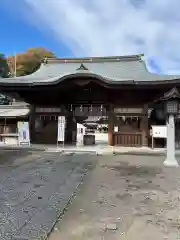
[114,107,143,114]
[57,116,66,142]
[114,126,118,132]
[35,107,61,113]
[151,125,167,138]
[17,121,30,145]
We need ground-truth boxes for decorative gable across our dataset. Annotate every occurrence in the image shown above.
[76,64,88,71]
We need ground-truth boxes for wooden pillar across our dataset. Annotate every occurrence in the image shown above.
[29,105,35,144]
[141,104,149,147]
[108,104,115,146]
[65,109,77,145]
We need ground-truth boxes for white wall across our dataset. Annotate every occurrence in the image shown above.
[94,133,108,143]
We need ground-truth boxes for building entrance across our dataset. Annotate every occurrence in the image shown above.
[32,104,108,145]
[31,104,148,147]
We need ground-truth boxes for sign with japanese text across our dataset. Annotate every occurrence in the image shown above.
[57,116,66,142]
[151,125,167,138]
[17,121,30,145]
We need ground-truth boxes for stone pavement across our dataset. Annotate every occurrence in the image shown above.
[0,150,96,240]
[49,155,180,240]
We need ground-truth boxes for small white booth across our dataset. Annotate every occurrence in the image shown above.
[0,105,30,145]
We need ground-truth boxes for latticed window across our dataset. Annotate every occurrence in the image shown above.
[166,101,178,114]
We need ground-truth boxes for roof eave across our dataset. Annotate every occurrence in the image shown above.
[134,79,180,85]
[0,74,180,87]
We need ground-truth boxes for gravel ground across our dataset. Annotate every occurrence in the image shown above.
[49,155,180,240]
[0,150,96,240]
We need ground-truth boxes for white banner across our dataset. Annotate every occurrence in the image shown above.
[152,125,167,138]
[76,123,86,145]
[17,121,30,145]
[58,116,66,142]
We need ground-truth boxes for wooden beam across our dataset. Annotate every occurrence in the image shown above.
[141,104,149,147]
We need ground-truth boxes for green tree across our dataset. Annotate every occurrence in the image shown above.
[0,53,10,78]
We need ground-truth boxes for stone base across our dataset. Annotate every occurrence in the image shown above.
[164,158,179,167]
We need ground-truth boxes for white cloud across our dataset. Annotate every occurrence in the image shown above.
[6,0,180,73]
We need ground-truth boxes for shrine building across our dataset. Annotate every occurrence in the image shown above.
[0,54,180,147]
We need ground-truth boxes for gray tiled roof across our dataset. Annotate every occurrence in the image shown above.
[0,54,180,85]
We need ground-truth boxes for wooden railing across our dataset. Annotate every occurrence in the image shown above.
[114,132,142,147]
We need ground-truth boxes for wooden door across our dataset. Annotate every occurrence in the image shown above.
[114,116,142,147]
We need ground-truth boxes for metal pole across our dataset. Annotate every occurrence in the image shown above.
[164,114,179,166]
[3,118,6,144]
[14,52,16,77]
[57,116,59,148]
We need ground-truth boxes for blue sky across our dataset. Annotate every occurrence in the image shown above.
[1,0,180,74]
[0,1,71,57]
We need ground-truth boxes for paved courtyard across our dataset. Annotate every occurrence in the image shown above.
[49,154,180,240]
[1,149,180,240]
[0,150,96,240]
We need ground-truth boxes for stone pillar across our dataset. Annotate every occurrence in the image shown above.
[164,115,179,166]
[141,104,149,147]
[108,104,114,146]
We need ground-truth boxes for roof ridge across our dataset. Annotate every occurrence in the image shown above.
[43,54,144,64]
